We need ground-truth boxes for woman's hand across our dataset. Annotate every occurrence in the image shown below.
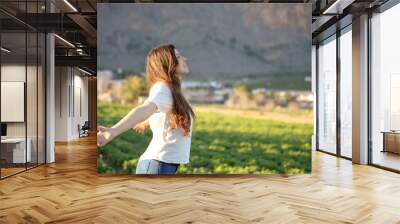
[97,102,157,147]
[133,120,149,134]
[97,125,115,147]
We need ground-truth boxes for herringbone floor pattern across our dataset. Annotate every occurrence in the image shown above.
[1,135,400,223]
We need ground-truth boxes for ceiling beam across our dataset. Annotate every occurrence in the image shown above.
[67,13,97,46]
[55,55,96,71]
[322,0,356,14]
[9,13,82,32]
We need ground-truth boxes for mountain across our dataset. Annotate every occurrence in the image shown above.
[98,3,311,88]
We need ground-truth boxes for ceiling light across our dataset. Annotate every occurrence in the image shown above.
[63,0,78,12]
[322,0,354,15]
[78,67,93,76]
[76,48,85,55]
[1,47,11,53]
[54,34,75,48]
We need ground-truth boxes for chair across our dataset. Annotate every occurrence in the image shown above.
[79,121,90,138]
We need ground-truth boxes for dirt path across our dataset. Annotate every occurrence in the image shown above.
[194,105,313,124]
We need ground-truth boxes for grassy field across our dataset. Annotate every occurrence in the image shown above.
[97,103,312,174]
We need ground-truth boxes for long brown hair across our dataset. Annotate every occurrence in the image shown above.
[146,44,195,137]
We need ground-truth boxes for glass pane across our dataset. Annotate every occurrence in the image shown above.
[38,32,45,165]
[318,36,337,154]
[1,30,27,177]
[26,0,38,169]
[27,31,38,169]
[312,45,317,151]
[371,3,400,171]
[0,1,46,178]
[340,28,352,158]
[0,1,26,13]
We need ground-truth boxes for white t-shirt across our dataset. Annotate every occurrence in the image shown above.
[139,82,193,164]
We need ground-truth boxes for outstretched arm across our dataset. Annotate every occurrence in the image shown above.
[111,101,156,136]
[133,119,150,134]
[97,102,157,147]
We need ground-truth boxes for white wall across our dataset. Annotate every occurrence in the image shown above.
[1,65,38,138]
[71,71,89,139]
[54,67,69,141]
[54,67,89,141]
[1,63,46,164]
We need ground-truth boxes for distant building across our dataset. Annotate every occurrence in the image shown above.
[97,70,114,93]
[181,80,217,89]
[183,88,225,104]
[224,88,313,110]
[296,91,314,109]
[251,88,267,95]
[98,79,125,104]
[181,80,225,104]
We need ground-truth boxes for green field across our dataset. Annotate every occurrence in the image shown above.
[97,103,312,174]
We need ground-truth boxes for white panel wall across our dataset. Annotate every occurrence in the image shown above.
[54,67,89,141]
[54,67,69,141]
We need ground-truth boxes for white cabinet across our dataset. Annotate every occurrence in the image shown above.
[1,138,32,163]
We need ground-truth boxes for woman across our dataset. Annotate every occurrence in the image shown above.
[97,44,195,175]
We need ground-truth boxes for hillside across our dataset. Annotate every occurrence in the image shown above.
[98,3,311,89]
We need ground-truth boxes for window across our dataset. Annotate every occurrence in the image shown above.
[317,35,337,154]
[370,3,400,171]
[339,27,352,158]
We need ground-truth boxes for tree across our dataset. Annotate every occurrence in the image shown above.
[121,75,149,105]
[284,92,296,103]
[233,84,250,97]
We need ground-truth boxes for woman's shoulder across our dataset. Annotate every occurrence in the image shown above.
[151,82,171,93]
[152,81,169,88]
[148,82,172,102]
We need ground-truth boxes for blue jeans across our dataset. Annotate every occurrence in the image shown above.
[136,159,180,174]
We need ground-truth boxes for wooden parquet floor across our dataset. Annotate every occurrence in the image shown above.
[1,135,400,224]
